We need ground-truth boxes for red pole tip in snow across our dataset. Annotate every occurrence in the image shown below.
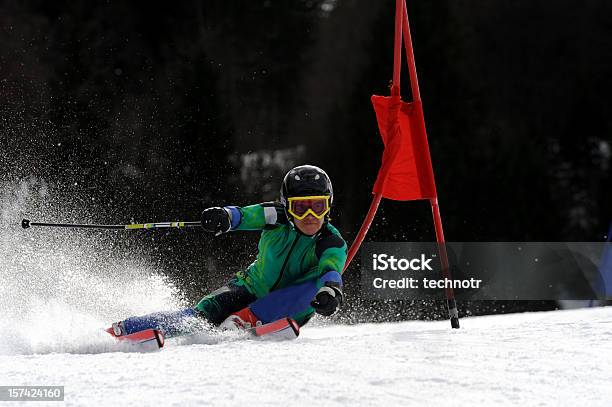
[430,197,460,328]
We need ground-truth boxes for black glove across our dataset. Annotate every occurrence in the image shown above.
[310,283,343,316]
[201,207,231,235]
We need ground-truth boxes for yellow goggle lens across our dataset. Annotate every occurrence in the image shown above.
[287,196,330,220]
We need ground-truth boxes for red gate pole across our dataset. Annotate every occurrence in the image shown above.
[401,0,420,102]
[402,0,460,328]
[343,194,382,272]
[391,0,404,96]
[430,198,460,328]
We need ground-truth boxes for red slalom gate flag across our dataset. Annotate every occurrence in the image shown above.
[371,95,437,201]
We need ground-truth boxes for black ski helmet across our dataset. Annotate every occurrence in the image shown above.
[280,165,333,213]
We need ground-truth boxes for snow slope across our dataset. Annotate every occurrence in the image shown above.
[1,307,611,407]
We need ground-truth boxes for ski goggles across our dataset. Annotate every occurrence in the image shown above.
[287,195,331,220]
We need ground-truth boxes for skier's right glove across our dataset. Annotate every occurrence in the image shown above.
[201,207,231,236]
[310,282,343,316]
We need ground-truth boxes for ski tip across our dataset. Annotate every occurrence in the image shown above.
[153,329,165,348]
[286,318,300,337]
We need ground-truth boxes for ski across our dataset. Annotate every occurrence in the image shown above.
[249,317,300,340]
[103,317,296,351]
[106,327,165,349]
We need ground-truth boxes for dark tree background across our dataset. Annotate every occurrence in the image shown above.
[1,0,610,320]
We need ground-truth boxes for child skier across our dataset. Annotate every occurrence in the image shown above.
[107,165,347,339]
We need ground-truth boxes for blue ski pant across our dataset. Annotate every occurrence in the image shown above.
[121,271,341,337]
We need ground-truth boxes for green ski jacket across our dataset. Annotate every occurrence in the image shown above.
[228,202,347,298]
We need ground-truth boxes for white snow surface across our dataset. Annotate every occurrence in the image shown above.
[1,307,611,407]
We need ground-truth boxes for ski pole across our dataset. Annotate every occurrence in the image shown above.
[21,218,201,230]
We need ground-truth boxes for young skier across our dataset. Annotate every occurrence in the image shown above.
[107,165,347,339]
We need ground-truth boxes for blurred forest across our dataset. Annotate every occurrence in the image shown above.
[1,0,610,319]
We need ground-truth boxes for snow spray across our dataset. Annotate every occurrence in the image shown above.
[0,178,183,355]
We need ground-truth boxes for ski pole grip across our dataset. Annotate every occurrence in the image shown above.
[22,219,30,229]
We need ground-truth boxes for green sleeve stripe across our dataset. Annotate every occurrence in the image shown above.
[234,203,286,231]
